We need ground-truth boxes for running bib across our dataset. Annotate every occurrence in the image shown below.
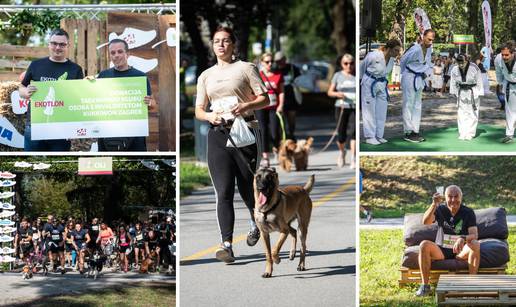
[51,234,60,241]
[210,96,238,121]
[442,234,462,249]
[267,93,278,107]
[136,234,143,241]
[91,225,99,231]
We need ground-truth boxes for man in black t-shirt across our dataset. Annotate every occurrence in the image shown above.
[415,185,480,296]
[15,218,33,266]
[95,38,154,151]
[42,215,66,274]
[274,52,301,141]
[19,28,84,151]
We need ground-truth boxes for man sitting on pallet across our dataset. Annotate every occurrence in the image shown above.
[416,185,480,296]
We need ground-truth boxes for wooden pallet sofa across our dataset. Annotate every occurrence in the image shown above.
[399,207,510,286]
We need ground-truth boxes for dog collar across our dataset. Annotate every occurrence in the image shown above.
[261,196,281,221]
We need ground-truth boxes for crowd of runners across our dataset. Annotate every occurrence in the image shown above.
[11,214,175,276]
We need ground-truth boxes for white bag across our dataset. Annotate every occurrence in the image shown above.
[226,116,256,148]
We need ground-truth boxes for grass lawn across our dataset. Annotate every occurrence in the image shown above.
[180,162,211,197]
[360,227,516,307]
[360,156,516,218]
[16,282,175,307]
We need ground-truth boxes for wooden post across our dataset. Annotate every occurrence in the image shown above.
[158,14,176,151]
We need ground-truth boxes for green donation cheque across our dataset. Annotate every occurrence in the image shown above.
[29,76,149,140]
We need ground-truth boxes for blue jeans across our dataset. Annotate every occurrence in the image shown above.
[24,125,71,152]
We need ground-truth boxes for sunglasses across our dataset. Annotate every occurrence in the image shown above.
[50,41,68,48]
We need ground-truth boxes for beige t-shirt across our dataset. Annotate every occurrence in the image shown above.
[195,60,267,117]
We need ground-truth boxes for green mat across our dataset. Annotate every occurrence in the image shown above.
[361,124,516,152]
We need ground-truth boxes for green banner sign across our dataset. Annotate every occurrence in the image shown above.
[453,34,474,45]
[30,77,149,140]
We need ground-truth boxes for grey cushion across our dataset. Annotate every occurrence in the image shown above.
[403,207,508,247]
[401,238,510,270]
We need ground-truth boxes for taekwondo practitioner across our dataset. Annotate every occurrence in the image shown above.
[360,39,402,145]
[450,54,483,140]
[495,41,516,143]
[400,29,435,143]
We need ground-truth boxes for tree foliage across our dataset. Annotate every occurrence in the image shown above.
[1,156,175,224]
[362,0,515,55]
[181,0,355,76]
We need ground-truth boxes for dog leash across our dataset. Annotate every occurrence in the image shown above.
[312,106,345,155]
[276,112,286,141]
[216,123,256,175]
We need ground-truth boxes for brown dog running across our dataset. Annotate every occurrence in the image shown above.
[277,137,314,172]
[139,251,157,273]
[253,167,314,278]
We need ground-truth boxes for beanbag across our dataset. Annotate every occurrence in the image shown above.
[401,238,510,270]
[403,207,508,247]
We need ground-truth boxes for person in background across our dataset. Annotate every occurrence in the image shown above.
[327,54,356,168]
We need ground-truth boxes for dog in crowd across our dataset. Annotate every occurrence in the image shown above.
[22,265,33,280]
[253,167,314,278]
[140,250,157,273]
[86,249,107,279]
[277,137,314,172]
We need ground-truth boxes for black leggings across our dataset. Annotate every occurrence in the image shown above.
[336,107,355,144]
[255,109,279,153]
[207,127,257,243]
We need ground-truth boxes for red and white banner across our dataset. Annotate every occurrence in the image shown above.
[414,8,431,39]
[481,0,492,51]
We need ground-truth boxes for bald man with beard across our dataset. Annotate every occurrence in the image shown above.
[415,185,480,296]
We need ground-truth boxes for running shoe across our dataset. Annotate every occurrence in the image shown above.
[0,219,14,226]
[215,242,235,263]
[1,202,15,210]
[0,192,15,199]
[415,284,432,296]
[365,138,381,145]
[502,136,514,144]
[14,161,32,168]
[0,235,14,243]
[0,172,16,179]
[246,227,260,246]
[337,152,345,168]
[404,132,422,143]
[259,157,270,168]
[0,247,15,254]
[0,210,15,218]
[376,137,388,144]
[0,180,16,187]
[33,163,51,170]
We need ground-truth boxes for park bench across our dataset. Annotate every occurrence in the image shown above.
[399,207,510,287]
[435,275,516,306]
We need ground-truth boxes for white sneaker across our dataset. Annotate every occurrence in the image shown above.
[0,202,15,210]
[376,137,388,144]
[14,161,32,168]
[365,138,381,145]
[0,180,16,187]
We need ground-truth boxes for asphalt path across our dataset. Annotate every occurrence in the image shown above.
[0,270,175,306]
[180,114,356,306]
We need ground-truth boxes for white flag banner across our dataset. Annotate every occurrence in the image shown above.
[481,1,492,69]
[414,8,431,38]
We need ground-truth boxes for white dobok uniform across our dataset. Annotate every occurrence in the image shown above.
[360,50,395,139]
[400,43,433,134]
[495,53,516,136]
[450,63,483,140]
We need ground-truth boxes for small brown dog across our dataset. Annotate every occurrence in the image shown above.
[253,167,314,278]
[277,137,313,172]
[139,251,157,273]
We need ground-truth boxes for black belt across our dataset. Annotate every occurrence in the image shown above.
[457,83,477,111]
